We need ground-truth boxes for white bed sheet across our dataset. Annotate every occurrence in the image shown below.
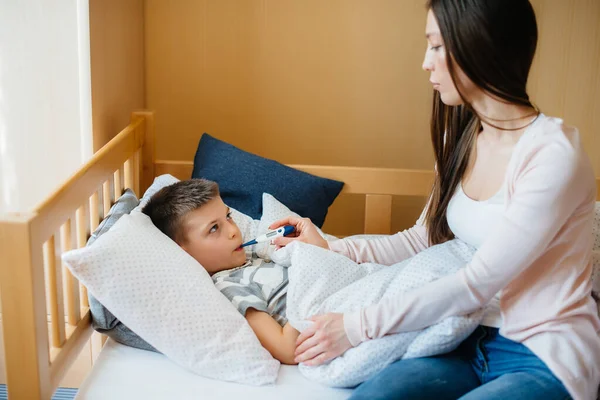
[76,339,353,400]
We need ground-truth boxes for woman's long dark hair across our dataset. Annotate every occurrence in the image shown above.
[424,0,538,245]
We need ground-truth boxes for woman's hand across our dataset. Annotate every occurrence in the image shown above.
[294,313,353,366]
[269,216,328,249]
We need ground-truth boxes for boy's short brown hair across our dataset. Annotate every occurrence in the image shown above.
[142,179,219,243]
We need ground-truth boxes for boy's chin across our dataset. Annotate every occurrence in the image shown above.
[232,252,248,267]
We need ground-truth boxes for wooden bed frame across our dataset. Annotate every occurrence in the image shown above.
[0,112,598,399]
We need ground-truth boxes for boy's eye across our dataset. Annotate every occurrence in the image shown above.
[430,45,442,51]
[226,211,232,220]
[209,224,218,234]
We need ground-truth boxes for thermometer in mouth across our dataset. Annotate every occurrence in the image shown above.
[240,225,295,248]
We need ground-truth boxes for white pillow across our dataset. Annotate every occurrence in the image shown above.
[63,195,278,385]
[255,193,338,259]
[135,174,179,211]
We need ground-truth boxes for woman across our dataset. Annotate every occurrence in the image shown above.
[270,0,600,399]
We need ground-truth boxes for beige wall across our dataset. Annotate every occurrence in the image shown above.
[144,0,600,236]
[529,0,600,176]
[90,0,145,152]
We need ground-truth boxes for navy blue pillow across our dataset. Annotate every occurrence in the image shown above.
[192,133,344,228]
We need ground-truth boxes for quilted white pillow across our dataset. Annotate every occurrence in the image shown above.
[63,211,279,385]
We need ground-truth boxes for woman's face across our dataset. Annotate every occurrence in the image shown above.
[422,10,474,106]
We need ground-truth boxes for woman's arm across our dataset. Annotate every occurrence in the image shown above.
[246,309,299,365]
[271,203,431,266]
[327,206,430,265]
[344,141,593,345]
[295,139,595,364]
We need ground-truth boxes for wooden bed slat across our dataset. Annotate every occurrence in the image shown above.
[133,149,142,197]
[124,158,134,193]
[114,169,123,198]
[75,206,90,308]
[102,180,112,218]
[89,192,100,233]
[75,206,89,250]
[43,236,66,349]
[60,221,80,326]
[364,194,393,234]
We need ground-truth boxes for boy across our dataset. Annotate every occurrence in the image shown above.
[142,178,299,365]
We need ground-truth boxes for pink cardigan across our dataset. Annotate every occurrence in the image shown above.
[329,115,600,400]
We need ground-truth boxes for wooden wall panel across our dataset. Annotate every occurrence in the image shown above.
[144,0,599,236]
[529,0,600,175]
[90,0,145,152]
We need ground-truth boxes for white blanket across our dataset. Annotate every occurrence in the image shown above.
[272,239,484,387]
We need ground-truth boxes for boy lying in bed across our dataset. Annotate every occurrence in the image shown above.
[142,178,299,365]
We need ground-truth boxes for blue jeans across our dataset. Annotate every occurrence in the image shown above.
[349,326,571,400]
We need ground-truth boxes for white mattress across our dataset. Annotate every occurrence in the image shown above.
[76,339,353,400]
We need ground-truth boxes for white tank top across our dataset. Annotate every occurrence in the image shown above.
[447,182,505,328]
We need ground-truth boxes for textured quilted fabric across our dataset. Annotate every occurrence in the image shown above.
[272,240,483,387]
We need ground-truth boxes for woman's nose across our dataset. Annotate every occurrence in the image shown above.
[422,52,434,72]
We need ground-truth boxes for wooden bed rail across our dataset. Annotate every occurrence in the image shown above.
[155,159,600,235]
[0,111,154,400]
[155,160,437,234]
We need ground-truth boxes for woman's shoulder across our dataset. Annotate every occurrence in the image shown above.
[511,113,596,195]
[526,114,581,147]
[517,114,590,163]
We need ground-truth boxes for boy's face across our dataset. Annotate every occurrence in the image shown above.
[179,196,247,274]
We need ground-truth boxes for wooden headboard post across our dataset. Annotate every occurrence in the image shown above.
[0,212,52,399]
[132,111,155,196]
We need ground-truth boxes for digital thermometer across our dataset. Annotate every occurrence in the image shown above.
[240,225,295,248]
